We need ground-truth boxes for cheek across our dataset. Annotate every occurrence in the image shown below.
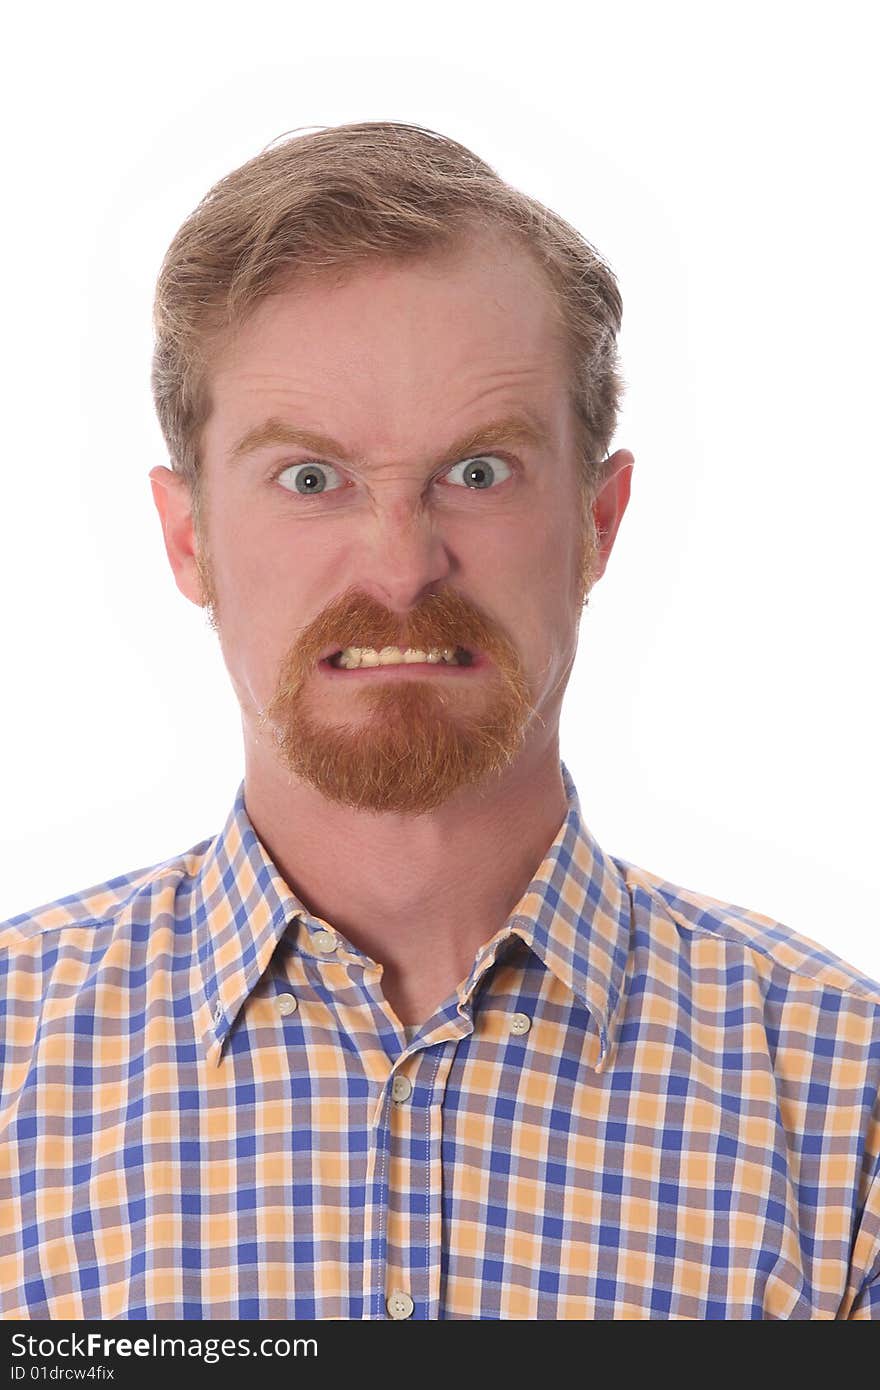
[214,501,307,601]
[210,532,301,668]
[514,522,584,676]
[513,508,582,600]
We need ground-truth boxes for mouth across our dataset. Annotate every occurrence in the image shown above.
[318,644,484,678]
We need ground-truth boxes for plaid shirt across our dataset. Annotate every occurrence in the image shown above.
[1,762,878,1320]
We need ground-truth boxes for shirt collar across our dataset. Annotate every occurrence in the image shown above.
[192,785,307,1063]
[194,760,632,1069]
[457,761,632,1070]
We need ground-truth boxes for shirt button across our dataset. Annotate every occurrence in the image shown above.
[391,1074,413,1103]
[277,993,298,1016]
[213,1000,224,1023]
[510,1012,531,1035]
[386,1290,414,1319]
[312,930,338,954]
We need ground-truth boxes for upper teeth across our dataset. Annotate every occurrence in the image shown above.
[334,645,460,669]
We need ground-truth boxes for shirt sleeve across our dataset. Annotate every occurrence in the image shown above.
[841,1078,880,1319]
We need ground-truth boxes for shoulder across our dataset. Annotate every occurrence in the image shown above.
[614,854,880,1010]
[0,837,214,960]
[0,836,217,1108]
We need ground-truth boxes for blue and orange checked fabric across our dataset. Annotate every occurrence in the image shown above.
[1,761,878,1319]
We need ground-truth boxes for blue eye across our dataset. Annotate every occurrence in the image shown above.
[277,461,345,494]
[444,455,511,489]
[275,453,513,496]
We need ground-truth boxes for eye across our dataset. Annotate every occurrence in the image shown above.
[443,455,512,490]
[276,461,346,495]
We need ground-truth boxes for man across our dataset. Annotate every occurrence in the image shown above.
[1,122,878,1321]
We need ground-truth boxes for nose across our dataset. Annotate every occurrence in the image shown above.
[353,497,456,611]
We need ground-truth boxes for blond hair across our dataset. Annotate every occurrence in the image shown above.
[151,121,625,535]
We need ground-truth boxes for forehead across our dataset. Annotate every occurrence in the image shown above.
[203,234,573,463]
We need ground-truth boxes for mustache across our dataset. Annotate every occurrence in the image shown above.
[300,586,515,662]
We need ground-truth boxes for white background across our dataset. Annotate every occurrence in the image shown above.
[2,1,877,977]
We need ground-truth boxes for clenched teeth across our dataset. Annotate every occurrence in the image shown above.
[329,645,471,670]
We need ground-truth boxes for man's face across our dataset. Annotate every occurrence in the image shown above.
[170,234,607,815]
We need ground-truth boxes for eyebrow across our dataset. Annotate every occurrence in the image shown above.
[226,413,552,471]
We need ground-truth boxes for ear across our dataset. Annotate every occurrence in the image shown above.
[148,465,205,608]
[590,449,634,582]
